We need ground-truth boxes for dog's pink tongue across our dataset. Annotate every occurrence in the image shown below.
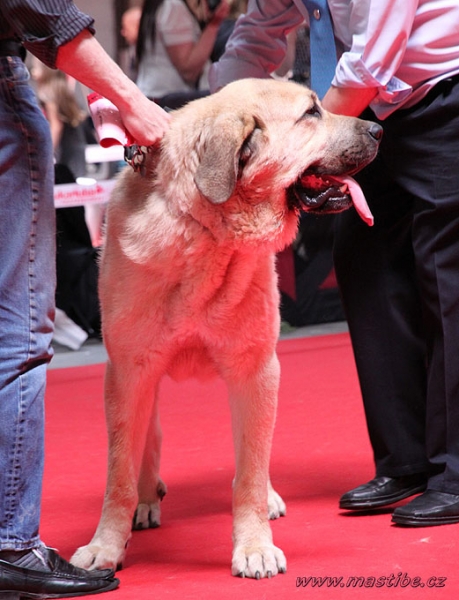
[331,175,374,226]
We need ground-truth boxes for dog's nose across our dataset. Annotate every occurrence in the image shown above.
[368,123,383,141]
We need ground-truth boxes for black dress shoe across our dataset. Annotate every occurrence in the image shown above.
[392,490,459,526]
[339,474,427,510]
[0,545,119,599]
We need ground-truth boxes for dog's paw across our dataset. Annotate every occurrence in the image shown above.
[232,544,287,579]
[267,487,286,520]
[156,478,167,501]
[71,543,125,572]
[133,480,167,530]
[133,502,162,529]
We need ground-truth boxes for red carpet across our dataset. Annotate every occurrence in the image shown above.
[43,333,458,599]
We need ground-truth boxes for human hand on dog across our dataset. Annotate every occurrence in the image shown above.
[119,95,171,147]
[57,29,172,147]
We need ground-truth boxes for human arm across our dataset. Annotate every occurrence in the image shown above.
[166,1,230,86]
[321,85,378,117]
[56,29,170,146]
[1,0,170,146]
[210,0,417,115]
[326,0,418,116]
[209,0,305,91]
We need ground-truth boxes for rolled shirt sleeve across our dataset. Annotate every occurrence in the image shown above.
[332,0,416,110]
[1,0,95,68]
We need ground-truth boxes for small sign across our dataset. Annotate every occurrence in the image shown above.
[54,179,116,208]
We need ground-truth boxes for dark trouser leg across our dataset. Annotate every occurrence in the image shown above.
[334,155,428,477]
[408,78,459,494]
[335,75,459,486]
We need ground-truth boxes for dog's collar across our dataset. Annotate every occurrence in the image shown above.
[124,145,153,176]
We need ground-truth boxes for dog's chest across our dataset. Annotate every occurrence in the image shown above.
[164,250,266,324]
[158,252,279,381]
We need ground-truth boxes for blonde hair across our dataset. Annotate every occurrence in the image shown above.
[35,64,85,128]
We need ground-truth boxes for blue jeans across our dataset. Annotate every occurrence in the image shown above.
[0,56,55,549]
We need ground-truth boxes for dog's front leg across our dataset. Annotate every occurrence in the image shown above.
[71,360,159,571]
[227,352,286,579]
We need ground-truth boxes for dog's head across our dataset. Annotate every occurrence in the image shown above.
[156,79,381,250]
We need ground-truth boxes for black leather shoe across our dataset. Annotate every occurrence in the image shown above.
[392,490,459,526]
[339,474,427,510]
[0,546,119,599]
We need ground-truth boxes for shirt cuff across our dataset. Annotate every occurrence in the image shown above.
[334,55,413,110]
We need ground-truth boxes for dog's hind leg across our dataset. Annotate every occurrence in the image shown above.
[134,398,167,529]
[71,360,160,571]
[226,351,287,579]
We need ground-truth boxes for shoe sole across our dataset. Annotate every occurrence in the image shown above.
[1,578,119,599]
[339,484,427,511]
[392,514,459,527]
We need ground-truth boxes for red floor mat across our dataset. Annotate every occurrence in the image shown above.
[42,333,458,599]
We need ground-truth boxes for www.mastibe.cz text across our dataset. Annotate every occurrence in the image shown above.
[296,572,447,589]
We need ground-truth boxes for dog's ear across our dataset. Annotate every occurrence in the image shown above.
[194,114,256,204]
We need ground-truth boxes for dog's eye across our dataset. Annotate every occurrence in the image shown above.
[302,104,321,119]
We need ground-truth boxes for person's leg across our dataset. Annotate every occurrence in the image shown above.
[0,56,55,550]
[411,77,459,494]
[334,139,428,481]
[0,54,119,599]
[391,75,459,525]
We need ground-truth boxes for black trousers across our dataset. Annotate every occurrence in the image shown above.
[334,74,459,493]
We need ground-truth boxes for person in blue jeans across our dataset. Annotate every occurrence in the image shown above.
[0,2,170,598]
[210,0,459,526]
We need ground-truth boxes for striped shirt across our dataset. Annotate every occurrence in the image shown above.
[0,0,95,68]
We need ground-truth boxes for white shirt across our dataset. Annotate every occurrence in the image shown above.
[209,0,459,118]
[136,0,210,99]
